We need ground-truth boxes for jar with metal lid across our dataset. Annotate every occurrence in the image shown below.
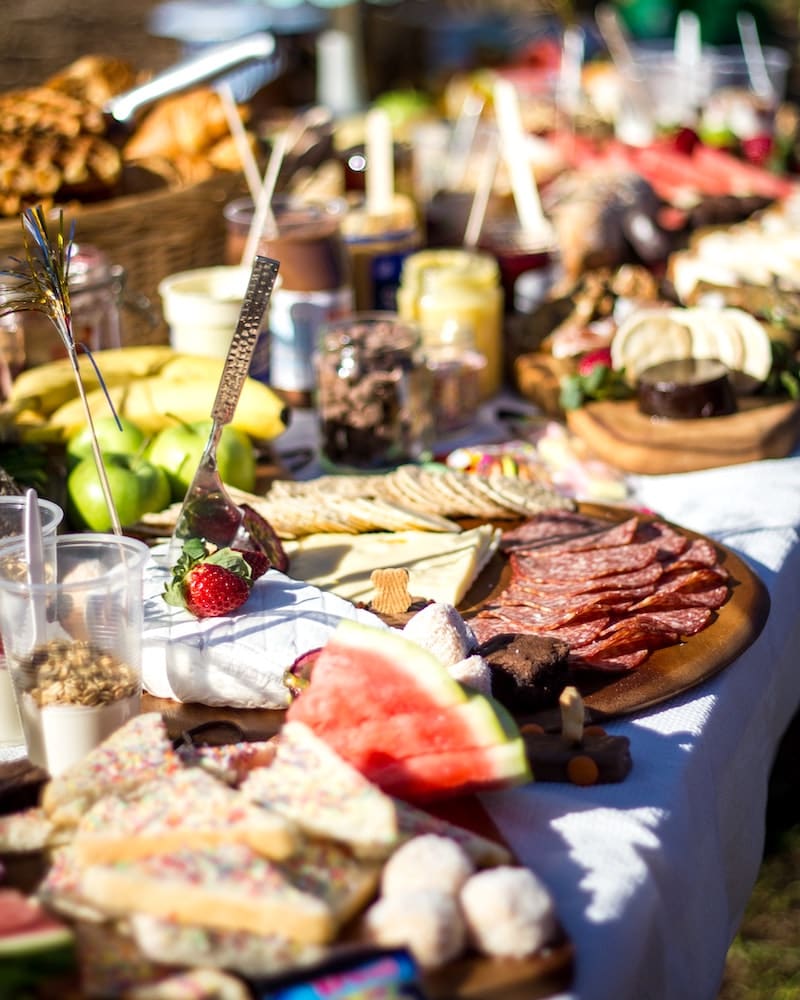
[15,244,155,370]
[315,312,434,472]
[397,248,503,398]
[227,196,354,408]
[423,319,487,435]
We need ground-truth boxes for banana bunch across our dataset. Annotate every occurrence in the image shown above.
[5,346,290,443]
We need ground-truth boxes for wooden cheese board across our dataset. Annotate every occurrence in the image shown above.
[565,396,800,474]
[459,503,771,724]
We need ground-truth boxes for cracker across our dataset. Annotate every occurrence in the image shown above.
[370,567,413,614]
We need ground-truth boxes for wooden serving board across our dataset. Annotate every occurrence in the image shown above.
[460,504,770,725]
[566,396,800,474]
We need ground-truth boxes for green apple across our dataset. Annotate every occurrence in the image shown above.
[66,416,147,468]
[146,420,256,501]
[67,453,171,531]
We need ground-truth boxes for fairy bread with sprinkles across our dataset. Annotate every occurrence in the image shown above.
[79,840,381,944]
[241,721,399,860]
[41,713,180,828]
[71,768,299,865]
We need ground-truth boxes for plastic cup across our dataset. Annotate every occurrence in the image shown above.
[0,496,63,758]
[0,533,149,773]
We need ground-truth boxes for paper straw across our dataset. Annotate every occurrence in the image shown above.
[737,11,775,103]
[365,108,394,218]
[557,26,585,120]
[674,10,702,116]
[491,78,548,241]
[240,129,289,268]
[444,92,485,192]
[463,131,499,249]
[217,81,262,204]
[24,488,46,648]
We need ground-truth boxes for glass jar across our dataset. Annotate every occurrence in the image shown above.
[226,196,354,407]
[15,244,155,370]
[315,312,434,472]
[397,248,504,398]
[424,319,487,435]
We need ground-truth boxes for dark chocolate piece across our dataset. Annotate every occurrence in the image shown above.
[477,632,570,712]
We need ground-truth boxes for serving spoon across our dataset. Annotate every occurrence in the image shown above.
[170,255,280,559]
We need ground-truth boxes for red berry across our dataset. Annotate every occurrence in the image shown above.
[163,539,254,619]
[671,127,700,155]
[577,348,613,376]
[184,563,251,619]
[740,134,773,167]
[233,547,270,580]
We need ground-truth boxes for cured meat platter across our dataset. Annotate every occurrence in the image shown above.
[459,503,770,723]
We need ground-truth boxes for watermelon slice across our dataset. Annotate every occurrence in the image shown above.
[288,620,468,729]
[315,692,513,767]
[362,740,531,802]
[287,620,532,802]
[0,890,76,991]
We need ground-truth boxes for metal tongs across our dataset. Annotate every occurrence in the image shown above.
[103,32,278,138]
[170,255,280,559]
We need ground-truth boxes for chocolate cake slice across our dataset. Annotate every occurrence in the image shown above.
[477,632,570,712]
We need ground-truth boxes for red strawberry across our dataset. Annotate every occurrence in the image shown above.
[183,563,251,618]
[164,539,253,619]
[577,348,613,376]
[233,547,270,580]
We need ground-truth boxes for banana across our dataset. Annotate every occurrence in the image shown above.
[7,345,179,416]
[42,374,290,443]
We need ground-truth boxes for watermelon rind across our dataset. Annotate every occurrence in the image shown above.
[0,923,74,956]
[363,737,533,802]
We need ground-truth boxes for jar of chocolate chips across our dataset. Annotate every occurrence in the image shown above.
[315,312,435,472]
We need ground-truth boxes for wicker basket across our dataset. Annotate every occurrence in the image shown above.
[0,170,248,350]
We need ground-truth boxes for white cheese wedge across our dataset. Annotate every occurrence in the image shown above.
[283,524,502,608]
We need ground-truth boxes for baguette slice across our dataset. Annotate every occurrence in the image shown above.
[41,713,180,828]
[72,768,299,865]
[80,840,380,944]
[241,721,399,859]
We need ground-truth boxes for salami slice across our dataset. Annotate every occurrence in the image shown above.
[636,520,689,558]
[506,516,641,556]
[630,585,729,612]
[500,511,609,551]
[624,607,713,636]
[512,540,660,581]
[663,537,719,570]
[659,566,730,593]
[538,615,612,646]
[570,646,652,672]
[509,560,665,596]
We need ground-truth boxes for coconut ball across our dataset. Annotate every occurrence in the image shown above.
[381,834,475,898]
[403,603,477,667]
[459,866,556,958]
[447,655,493,697]
[363,889,466,969]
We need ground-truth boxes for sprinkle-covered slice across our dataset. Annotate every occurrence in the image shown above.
[41,713,180,828]
[79,841,379,945]
[72,768,298,865]
[241,721,398,859]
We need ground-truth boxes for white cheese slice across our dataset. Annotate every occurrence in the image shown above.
[283,524,502,609]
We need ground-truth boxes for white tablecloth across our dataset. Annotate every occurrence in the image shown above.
[479,452,800,1000]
